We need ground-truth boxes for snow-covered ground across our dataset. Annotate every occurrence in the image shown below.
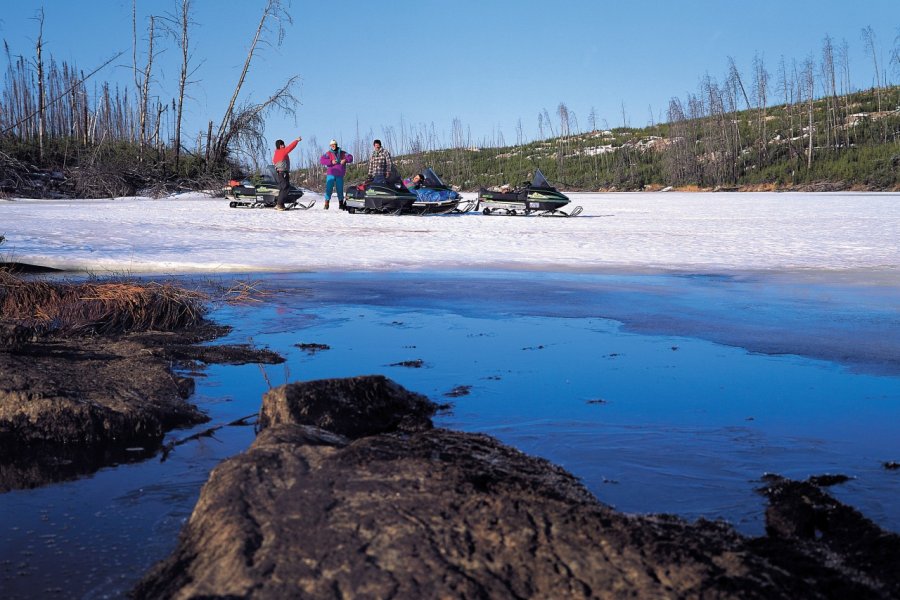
[2,191,898,276]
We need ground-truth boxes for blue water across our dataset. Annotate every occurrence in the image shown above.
[1,270,899,598]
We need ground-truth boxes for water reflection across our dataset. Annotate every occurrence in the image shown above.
[1,270,898,598]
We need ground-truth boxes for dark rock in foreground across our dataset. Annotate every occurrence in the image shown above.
[136,376,900,599]
[0,334,205,449]
[258,374,437,438]
[0,327,282,492]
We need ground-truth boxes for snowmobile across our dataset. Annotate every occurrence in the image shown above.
[342,168,417,214]
[477,169,582,217]
[224,165,314,210]
[404,167,477,215]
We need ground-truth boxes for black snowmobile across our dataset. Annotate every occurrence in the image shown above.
[224,165,313,210]
[477,169,582,217]
[405,167,478,215]
[342,167,417,214]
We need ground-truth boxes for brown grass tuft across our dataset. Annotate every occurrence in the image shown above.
[739,183,779,192]
[0,271,208,335]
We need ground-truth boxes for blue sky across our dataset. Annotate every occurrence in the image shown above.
[1,0,898,166]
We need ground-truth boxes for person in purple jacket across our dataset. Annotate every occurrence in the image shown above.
[319,139,353,209]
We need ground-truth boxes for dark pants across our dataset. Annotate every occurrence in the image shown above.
[275,170,290,207]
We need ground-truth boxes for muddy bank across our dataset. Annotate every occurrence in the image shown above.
[0,274,283,492]
[0,325,283,492]
[136,376,900,599]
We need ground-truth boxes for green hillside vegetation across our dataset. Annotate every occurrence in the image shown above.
[297,86,900,192]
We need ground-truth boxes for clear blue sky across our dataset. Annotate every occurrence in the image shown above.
[1,0,897,167]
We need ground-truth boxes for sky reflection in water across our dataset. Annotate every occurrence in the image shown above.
[234,273,899,536]
[1,270,898,598]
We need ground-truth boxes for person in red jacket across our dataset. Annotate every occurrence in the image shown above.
[272,135,302,210]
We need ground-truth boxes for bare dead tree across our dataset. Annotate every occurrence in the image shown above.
[168,0,197,169]
[142,16,156,159]
[542,108,556,138]
[778,56,797,166]
[753,54,770,164]
[217,75,299,166]
[836,40,852,148]
[861,26,882,112]
[802,57,816,170]
[34,9,46,161]
[664,98,690,185]
[727,56,752,111]
[212,0,292,165]
[701,74,731,186]
[556,102,570,179]
[131,3,157,161]
[152,100,165,155]
[204,119,213,162]
[892,27,900,82]
[557,102,570,139]
[820,36,837,150]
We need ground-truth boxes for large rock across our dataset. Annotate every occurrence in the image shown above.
[258,374,438,438]
[135,377,900,599]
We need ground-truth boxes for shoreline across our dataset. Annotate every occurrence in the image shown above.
[0,273,282,490]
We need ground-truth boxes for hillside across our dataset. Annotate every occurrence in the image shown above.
[297,86,900,192]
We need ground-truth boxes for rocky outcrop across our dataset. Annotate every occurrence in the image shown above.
[135,376,900,599]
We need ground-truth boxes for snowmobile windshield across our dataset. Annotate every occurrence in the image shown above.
[422,167,445,187]
[530,169,553,189]
[261,165,278,185]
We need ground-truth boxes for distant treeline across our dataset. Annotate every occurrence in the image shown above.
[296,30,900,191]
[300,85,897,192]
[2,8,898,196]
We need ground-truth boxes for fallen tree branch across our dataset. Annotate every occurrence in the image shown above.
[159,412,257,462]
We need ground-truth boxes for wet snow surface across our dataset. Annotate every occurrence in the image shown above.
[3,190,898,274]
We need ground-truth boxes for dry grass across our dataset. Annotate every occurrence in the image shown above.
[739,183,779,192]
[671,184,708,192]
[0,271,209,335]
[218,280,275,305]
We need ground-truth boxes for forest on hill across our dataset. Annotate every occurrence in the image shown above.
[1,1,898,197]
[298,85,899,192]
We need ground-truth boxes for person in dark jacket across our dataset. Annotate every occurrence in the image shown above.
[319,139,353,209]
[272,135,302,210]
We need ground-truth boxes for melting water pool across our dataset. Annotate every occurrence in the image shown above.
[2,270,899,598]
